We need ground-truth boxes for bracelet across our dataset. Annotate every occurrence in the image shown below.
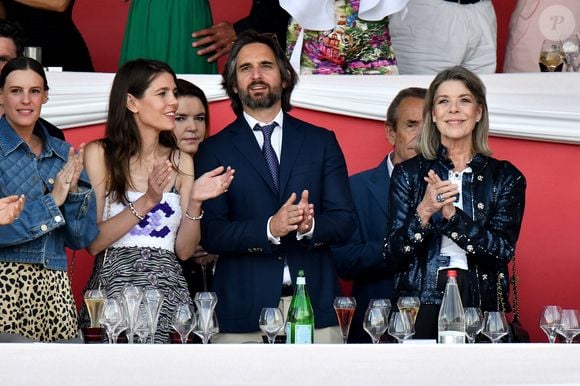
[128,202,145,221]
[184,209,204,221]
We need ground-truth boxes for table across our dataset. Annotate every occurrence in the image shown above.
[1,343,579,385]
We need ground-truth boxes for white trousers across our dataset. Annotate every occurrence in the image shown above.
[389,0,497,74]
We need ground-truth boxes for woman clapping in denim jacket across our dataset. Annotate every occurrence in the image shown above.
[0,57,98,342]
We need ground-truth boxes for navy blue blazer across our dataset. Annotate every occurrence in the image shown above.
[195,113,355,333]
[331,157,397,343]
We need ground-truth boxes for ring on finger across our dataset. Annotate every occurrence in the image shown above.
[436,193,445,203]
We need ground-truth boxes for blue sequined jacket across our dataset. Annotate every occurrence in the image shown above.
[0,117,98,271]
[383,146,526,310]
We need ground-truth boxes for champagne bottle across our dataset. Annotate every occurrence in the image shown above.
[285,270,315,344]
[437,270,465,344]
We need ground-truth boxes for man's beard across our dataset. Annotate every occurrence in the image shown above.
[239,82,282,110]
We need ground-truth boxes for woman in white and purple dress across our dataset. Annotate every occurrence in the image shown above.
[80,59,234,343]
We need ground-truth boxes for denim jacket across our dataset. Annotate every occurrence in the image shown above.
[383,146,526,310]
[0,117,99,271]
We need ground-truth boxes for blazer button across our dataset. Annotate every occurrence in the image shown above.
[477,203,485,210]
[256,248,263,253]
[41,224,48,232]
[277,256,283,261]
[414,233,422,241]
[54,215,62,223]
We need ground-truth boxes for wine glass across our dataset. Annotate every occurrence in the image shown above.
[539,305,563,343]
[556,309,580,344]
[464,307,484,344]
[121,284,144,344]
[100,298,124,344]
[259,307,284,344]
[208,311,220,343]
[83,288,106,328]
[194,292,218,344]
[363,305,389,344]
[388,311,414,343]
[539,39,564,72]
[143,287,164,344]
[481,311,509,344]
[562,34,580,72]
[396,296,420,324]
[333,297,356,344]
[135,304,151,343]
[171,303,196,344]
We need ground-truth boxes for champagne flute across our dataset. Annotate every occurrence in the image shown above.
[396,296,420,324]
[333,296,356,344]
[172,303,196,344]
[482,311,509,344]
[259,307,284,344]
[562,34,580,72]
[83,288,106,328]
[143,287,164,344]
[100,298,124,344]
[135,304,151,343]
[208,311,220,343]
[121,284,144,344]
[464,307,484,344]
[539,305,562,343]
[388,311,414,343]
[194,292,218,344]
[539,39,564,72]
[556,309,580,344]
[363,305,388,344]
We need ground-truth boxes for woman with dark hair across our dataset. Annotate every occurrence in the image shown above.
[174,79,218,300]
[81,59,233,343]
[384,66,526,339]
[0,57,98,342]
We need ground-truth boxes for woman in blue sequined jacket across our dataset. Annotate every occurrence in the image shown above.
[0,57,98,342]
[383,66,526,338]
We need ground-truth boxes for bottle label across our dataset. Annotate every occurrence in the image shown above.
[294,324,313,344]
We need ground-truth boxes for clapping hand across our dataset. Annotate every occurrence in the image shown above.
[191,166,235,202]
[296,190,314,234]
[145,160,174,204]
[422,170,458,220]
[51,144,86,206]
[0,195,25,225]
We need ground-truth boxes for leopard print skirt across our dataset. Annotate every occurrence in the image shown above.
[0,262,78,342]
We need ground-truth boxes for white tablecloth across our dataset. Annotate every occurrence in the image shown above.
[0,343,579,385]
[44,72,580,144]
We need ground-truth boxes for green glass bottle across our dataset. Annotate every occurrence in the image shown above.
[285,270,315,344]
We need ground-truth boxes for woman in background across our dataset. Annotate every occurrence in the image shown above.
[0,57,98,341]
[81,59,233,342]
[174,78,217,300]
[120,0,216,74]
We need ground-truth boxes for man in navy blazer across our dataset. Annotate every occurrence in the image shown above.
[332,87,426,343]
[195,30,355,343]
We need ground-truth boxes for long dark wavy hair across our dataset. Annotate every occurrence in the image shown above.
[222,30,298,116]
[102,58,178,204]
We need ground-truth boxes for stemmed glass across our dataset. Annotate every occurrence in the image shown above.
[388,311,414,343]
[135,304,151,343]
[259,307,284,344]
[562,34,580,72]
[333,297,356,344]
[363,304,389,344]
[194,292,218,344]
[539,305,563,343]
[556,309,580,344]
[83,288,106,328]
[539,39,564,72]
[100,298,124,344]
[482,311,509,344]
[172,303,196,344]
[397,296,420,324]
[143,287,164,344]
[464,307,484,344]
[121,284,144,344]
[207,311,220,343]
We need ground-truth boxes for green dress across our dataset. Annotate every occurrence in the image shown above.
[119,0,217,74]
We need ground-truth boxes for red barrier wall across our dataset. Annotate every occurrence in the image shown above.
[73,0,516,73]
[65,99,580,343]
